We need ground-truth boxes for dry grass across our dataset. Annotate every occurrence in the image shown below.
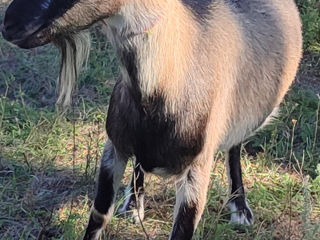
[0,1,320,239]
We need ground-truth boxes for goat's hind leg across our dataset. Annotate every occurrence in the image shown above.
[226,144,253,225]
[84,140,127,240]
[118,161,145,223]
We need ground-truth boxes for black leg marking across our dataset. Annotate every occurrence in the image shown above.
[227,144,253,225]
[83,209,107,240]
[170,200,197,240]
[94,163,115,214]
[83,141,127,240]
[170,159,212,240]
[118,161,145,223]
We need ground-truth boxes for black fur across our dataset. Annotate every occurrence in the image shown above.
[228,145,244,197]
[122,163,145,212]
[170,170,199,240]
[4,0,78,35]
[107,48,208,175]
[84,143,122,240]
[83,214,104,240]
[94,166,114,214]
[171,201,197,240]
[94,145,116,213]
[228,145,253,222]
[107,84,207,174]
[182,0,214,19]
[181,0,241,22]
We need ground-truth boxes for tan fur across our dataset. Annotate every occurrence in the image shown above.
[173,145,215,236]
[46,0,302,238]
[219,1,302,149]
[2,0,302,238]
[103,1,301,235]
[52,0,302,139]
[53,0,124,32]
[101,0,302,152]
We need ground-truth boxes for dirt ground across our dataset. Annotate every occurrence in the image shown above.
[296,53,320,94]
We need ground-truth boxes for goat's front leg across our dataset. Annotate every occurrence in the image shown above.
[83,140,127,240]
[118,161,145,223]
[226,144,253,225]
[170,158,213,240]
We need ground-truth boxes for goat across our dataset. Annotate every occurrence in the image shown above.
[2,0,302,239]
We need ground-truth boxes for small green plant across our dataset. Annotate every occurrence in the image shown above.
[251,87,320,178]
[296,0,320,51]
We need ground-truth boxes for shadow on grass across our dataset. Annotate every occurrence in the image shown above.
[0,2,319,239]
[0,155,96,239]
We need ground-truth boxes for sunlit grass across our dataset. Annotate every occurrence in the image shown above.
[1,87,320,239]
[0,1,320,239]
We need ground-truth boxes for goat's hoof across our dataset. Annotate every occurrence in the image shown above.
[117,197,145,223]
[228,200,254,225]
[83,210,106,240]
[117,206,145,224]
[132,207,145,224]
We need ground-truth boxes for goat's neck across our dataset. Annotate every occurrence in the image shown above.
[106,0,198,105]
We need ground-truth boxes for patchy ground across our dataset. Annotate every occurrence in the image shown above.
[296,53,320,94]
[0,1,320,239]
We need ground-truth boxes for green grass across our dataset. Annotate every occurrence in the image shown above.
[296,0,320,51]
[1,89,319,239]
[1,1,320,239]
[1,52,319,240]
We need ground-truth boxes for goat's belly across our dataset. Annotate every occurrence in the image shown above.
[134,135,201,175]
[110,123,203,175]
[106,112,204,175]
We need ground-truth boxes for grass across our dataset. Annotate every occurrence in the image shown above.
[1,1,320,240]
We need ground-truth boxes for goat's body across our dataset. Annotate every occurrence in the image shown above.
[2,0,302,239]
[105,0,302,176]
[94,2,302,236]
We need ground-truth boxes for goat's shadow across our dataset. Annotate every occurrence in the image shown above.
[0,156,98,239]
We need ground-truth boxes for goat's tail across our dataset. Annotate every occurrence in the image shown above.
[53,31,91,107]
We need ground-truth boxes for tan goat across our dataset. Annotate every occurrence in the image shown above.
[2,0,302,239]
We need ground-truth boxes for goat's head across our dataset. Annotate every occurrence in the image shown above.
[1,0,123,106]
[2,0,122,49]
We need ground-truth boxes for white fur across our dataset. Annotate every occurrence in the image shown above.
[228,201,253,225]
[255,107,279,132]
[118,185,145,223]
[90,204,115,240]
[132,193,145,224]
[88,141,127,239]
[54,31,90,107]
